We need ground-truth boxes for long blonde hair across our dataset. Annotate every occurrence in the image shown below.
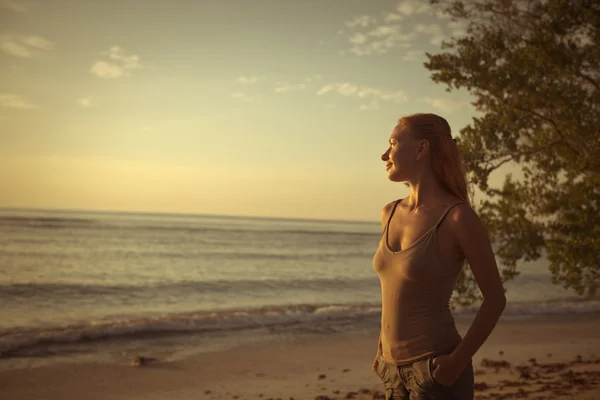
[399,113,470,206]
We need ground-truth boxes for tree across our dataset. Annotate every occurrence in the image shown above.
[425,0,600,305]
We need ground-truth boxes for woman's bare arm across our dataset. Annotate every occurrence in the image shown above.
[447,204,507,369]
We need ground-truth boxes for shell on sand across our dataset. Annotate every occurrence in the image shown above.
[131,356,157,367]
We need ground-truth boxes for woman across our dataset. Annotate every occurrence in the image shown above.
[372,113,506,400]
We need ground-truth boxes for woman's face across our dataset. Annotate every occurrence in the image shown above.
[381,124,420,182]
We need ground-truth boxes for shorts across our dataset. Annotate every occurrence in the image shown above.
[373,353,474,400]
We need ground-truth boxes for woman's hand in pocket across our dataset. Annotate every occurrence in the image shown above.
[431,354,464,386]
[372,356,379,372]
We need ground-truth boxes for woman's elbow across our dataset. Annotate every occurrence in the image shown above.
[484,293,507,311]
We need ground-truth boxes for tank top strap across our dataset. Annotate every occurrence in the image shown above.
[383,198,402,234]
[433,201,464,230]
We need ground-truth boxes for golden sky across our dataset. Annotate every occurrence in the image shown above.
[0,0,505,221]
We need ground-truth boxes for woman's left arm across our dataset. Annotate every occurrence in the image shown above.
[448,204,507,370]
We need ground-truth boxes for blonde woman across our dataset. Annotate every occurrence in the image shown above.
[372,113,506,400]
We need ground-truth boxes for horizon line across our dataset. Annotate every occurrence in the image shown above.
[0,206,379,225]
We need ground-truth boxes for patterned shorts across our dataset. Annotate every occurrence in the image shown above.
[373,353,474,400]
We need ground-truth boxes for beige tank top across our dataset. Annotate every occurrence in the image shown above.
[373,199,465,365]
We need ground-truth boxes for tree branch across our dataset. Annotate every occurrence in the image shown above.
[577,70,600,91]
[481,139,564,166]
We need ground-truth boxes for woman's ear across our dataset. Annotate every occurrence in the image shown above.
[416,139,430,160]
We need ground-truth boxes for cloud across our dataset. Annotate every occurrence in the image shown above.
[368,25,400,38]
[107,45,140,68]
[384,13,403,22]
[0,34,54,57]
[340,1,462,56]
[0,0,27,12]
[346,24,417,56]
[0,93,37,109]
[448,20,468,37]
[21,36,53,50]
[396,0,431,16]
[415,23,445,45]
[90,46,141,79]
[77,96,93,108]
[90,61,124,78]
[0,40,30,57]
[423,97,471,113]
[237,75,263,84]
[275,83,307,93]
[349,33,368,45]
[344,15,376,28]
[317,82,407,103]
[359,100,379,111]
[231,91,258,103]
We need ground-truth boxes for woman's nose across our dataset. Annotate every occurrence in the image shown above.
[381,149,390,161]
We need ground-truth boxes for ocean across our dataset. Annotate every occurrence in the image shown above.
[1,208,598,367]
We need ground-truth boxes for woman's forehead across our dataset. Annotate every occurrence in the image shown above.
[390,124,410,140]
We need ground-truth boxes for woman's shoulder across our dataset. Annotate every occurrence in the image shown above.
[444,200,479,228]
[381,198,404,226]
[435,196,471,214]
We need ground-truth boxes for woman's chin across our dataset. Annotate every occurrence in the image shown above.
[387,172,404,183]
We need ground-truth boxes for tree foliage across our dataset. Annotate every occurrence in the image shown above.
[426,0,600,304]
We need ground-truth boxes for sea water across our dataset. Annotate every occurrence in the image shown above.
[1,208,597,363]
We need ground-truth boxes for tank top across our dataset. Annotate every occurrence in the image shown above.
[372,199,465,364]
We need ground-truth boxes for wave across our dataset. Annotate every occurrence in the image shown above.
[0,215,379,238]
[456,297,600,317]
[0,278,380,299]
[2,297,600,359]
[0,216,95,229]
[0,303,381,358]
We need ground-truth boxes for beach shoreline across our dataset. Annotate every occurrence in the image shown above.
[2,314,600,399]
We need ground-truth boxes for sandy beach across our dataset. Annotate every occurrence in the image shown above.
[1,314,600,400]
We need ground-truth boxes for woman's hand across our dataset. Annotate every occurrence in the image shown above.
[372,355,380,372]
[431,354,465,386]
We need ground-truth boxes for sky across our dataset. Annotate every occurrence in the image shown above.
[0,0,501,222]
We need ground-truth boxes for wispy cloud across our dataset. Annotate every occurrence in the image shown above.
[0,0,27,12]
[447,20,468,37]
[415,23,445,45]
[231,91,258,103]
[341,0,462,56]
[0,93,37,109]
[396,0,431,16]
[275,83,307,93]
[271,75,322,93]
[344,15,376,28]
[0,34,54,58]
[344,24,417,56]
[77,96,93,108]
[359,100,379,111]
[423,97,471,113]
[384,13,403,23]
[349,33,368,45]
[317,83,407,104]
[90,46,141,79]
[21,36,53,50]
[0,39,30,58]
[237,75,263,84]
[303,75,322,83]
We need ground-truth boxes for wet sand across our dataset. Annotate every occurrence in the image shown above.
[1,314,600,400]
